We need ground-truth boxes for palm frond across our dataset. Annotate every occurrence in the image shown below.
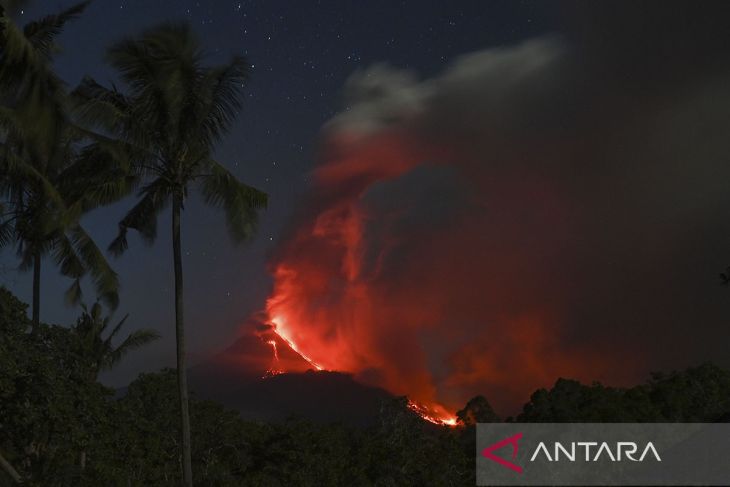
[0,19,44,87]
[58,139,139,210]
[199,159,267,242]
[105,35,173,139]
[65,277,83,306]
[2,155,69,219]
[71,124,158,178]
[0,1,80,102]
[71,76,133,135]
[0,106,25,141]
[22,1,90,56]
[104,329,160,369]
[0,1,132,317]
[52,231,85,279]
[109,176,170,255]
[89,301,103,322]
[196,56,249,144]
[69,225,119,309]
[104,313,129,343]
[0,218,14,248]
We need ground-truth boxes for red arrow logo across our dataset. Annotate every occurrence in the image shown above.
[481,432,524,474]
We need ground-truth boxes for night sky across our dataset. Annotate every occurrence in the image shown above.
[4,1,730,405]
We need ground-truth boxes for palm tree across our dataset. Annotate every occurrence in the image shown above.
[72,301,160,382]
[0,115,127,328]
[74,23,268,485]
[1,1,90,147]
[71,301,159,470]
[0,1,124,329]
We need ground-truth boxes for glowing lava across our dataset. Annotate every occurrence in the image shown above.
[407,400,458,426]
[263,314,458,426]
[269,316,324,371]
[263,339,283,378]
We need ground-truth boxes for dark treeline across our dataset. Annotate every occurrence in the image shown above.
[2,287,730,486]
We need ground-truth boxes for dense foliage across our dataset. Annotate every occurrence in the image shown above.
[516,364,730,423]
[0,288,113,485]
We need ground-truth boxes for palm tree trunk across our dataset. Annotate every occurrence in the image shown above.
[0,450,22,484]
[172,194,193,486]
[32,250,41,330]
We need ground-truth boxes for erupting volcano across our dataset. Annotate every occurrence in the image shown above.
[240,41,644,420]
[223,31,730,422]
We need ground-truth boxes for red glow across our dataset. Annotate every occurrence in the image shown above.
[407,400,458,426]
[254,129,638,420]
[268,340,278,360]
[269,316,324,371]
[263,339,283,378]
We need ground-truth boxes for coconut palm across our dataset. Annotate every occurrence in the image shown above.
[71,301,159,470]
[1,1,90,147]
[74,23,268,485]
[72,301,160,382]
[0,115,128,328]
[0,1,125,329]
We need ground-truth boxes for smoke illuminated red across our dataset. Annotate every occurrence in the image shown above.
[253,51,649,420]
[257,125,631,420]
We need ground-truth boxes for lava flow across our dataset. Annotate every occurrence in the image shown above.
[262,339,283,378]
[407,400,458,427]
[262,314,458,426]
[269,315,323,371]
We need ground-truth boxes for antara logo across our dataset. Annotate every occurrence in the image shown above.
[482,434,661,474]
[530,441,662,462]
[482,433,524,473]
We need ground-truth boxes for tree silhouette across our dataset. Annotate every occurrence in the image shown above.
[70,301,159,470]
[71,301,160,382]
[74,23,267,485]
[0,1,123,329]
[456,395,499,425]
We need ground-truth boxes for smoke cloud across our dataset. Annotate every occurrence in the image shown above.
[263,2,730,414]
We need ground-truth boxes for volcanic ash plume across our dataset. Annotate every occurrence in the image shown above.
[264,28,730,416]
